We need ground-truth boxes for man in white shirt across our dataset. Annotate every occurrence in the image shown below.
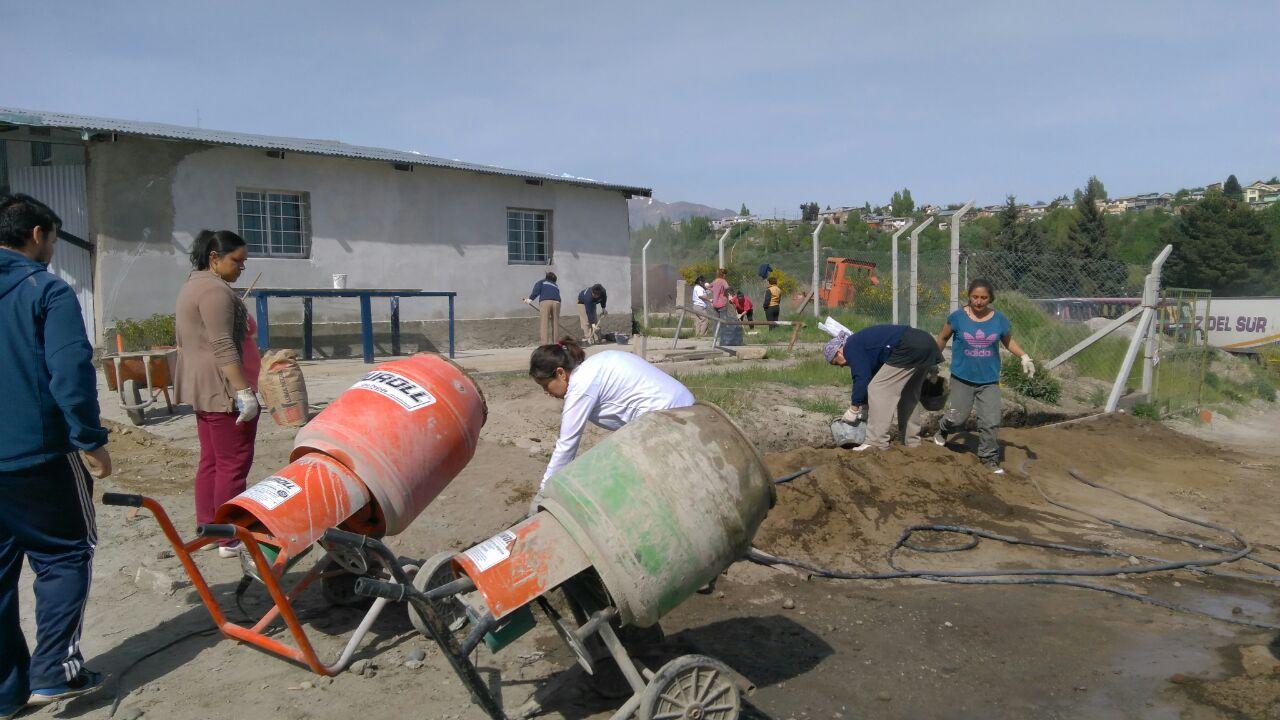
[690,275,709,337]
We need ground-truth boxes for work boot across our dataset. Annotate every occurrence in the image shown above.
[982,457,1005,475]
[28,668,104,707]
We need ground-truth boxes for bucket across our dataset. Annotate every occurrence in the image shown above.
[332,274,348,289]
[292,353,487,536]
[538,403,773,627]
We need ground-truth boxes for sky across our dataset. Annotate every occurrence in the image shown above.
[3,2,1278,216]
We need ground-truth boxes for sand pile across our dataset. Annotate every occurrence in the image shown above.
[103,420,199,493]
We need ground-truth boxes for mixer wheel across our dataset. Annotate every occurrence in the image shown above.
[640,655,741,720]
[409,551,469,635]
[320,561,373,608]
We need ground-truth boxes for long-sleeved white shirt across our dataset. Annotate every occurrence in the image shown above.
[691,284,709,308]
[540,350,695,489]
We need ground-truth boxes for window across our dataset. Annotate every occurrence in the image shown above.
[30,141,52,167]
[236,189,311,258]
[507,208,550,264]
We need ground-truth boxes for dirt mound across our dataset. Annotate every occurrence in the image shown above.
[757,444,1037,567]
[753,413,1242,570]
[103,419,199,493]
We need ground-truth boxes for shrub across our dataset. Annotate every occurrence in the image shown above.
[113,313,176,351]
[1000,354,1062,404]
[1132,402,1160,420]
[768,268,800,295]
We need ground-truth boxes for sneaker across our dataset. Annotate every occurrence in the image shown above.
[931,429,950,446]
[982,458,1005,475]
[28,668,104,706]
[217,541,243,558]
[851,444,876,452]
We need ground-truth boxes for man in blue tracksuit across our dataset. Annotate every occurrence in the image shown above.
[0,194,111,718]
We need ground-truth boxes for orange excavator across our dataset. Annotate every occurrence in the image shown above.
[818,257,880,308]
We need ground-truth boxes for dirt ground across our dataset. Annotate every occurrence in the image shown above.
[13,361,1280,720]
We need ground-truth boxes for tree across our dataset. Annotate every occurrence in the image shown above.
[800,202,820,222]
[1223,174,1243,202]
[1162,194,1279,295]
[889,187,915,216]
[1087,175,1107,200]
[1064,178,1114,260]
[994,195,1045,254]
[739,203,750,216]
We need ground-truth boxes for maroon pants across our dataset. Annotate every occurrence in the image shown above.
[194,411,259,536]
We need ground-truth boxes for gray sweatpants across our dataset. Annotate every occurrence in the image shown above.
[865,364,930,449]
[939,380,1001,460]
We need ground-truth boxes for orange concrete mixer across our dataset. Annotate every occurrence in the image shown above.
[102,353,486,675]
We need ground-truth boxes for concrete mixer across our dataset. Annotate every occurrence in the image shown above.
[335,402,776,720]
[102,352,487,675]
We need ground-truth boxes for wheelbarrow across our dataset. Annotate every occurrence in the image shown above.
[101,348,177,425]
[345,403,776,720]
[101,353,487,675]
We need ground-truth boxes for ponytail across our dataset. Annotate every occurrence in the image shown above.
[529,336,586,380]
[190,229,247,270]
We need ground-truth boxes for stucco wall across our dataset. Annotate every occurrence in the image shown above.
[88,137,633,338]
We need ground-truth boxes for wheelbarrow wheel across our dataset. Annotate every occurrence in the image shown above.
[408,551,468,635]
[640,654,741,720]
[123,379,145,426]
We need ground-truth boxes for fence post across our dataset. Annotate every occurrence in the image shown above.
[949,200,974,313]
[811,218,826,318]
[890,222,913,325]
[641,238,653,330]
[908,217,934,328]
[717,228,730,270]
[1106,244,1172,413]
[1140,246,1172,397]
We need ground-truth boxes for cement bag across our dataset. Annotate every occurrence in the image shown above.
[258,349,310,427]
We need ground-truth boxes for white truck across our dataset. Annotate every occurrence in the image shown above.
[1196,297,1280,353]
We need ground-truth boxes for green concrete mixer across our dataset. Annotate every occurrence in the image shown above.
[336,402,776,720]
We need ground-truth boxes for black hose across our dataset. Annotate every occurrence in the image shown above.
[750,466,1280,631]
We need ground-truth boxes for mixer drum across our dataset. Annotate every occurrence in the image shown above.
[538,402,773,627]
[291,353,487,536]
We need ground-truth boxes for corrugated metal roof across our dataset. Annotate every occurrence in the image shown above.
[0,106,651,197]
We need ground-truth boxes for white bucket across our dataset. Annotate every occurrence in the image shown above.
[332,274,348,289]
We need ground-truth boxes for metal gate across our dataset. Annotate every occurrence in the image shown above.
[9,165,95,343]
[1151,287,1211,416]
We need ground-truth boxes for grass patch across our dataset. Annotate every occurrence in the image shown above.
[1131,402,1160,420]
[1000,355,1062,404]
[794,397,846,415]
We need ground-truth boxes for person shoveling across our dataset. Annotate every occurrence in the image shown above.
[821,319,943,452]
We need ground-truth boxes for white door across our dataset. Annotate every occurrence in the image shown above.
[10,165,96,344]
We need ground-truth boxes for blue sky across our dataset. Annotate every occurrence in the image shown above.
[3,2,1277,216]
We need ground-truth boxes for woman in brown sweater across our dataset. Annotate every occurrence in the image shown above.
[175,230,261,556]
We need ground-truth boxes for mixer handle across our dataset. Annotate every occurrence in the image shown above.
[197,524,239,539]
[354,577,408,602]
[321,527,368,549]
[102,492,144,507]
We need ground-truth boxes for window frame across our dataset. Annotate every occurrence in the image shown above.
[30,141,53,167]
[506,207,552,265]
[236,187,313,259]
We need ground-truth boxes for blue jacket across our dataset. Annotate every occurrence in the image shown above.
[528,278,561,303]
[577,287,607,324]
[0,249,107,471]
[842,324,907,406]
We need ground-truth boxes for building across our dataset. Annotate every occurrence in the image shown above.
[0,107,649,350]
[815,206,861,226]
[1244,181,1280,206]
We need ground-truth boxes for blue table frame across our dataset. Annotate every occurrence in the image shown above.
[241,288,456,363]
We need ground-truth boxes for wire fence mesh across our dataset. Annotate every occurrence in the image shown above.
[1150,287,1211,416]
[634,230,1174,411]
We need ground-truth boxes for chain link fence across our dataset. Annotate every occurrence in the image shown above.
[1150,287,1211,416]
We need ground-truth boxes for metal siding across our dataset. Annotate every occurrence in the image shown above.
[9,165,96,344]
[0,106,651,197]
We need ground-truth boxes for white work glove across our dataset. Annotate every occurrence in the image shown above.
[527,493,544,518]
[599,308,608,317]
[1020,355,1036,378]
[842,405,863,424]
[522,297,534,306]
[234,388,260,425]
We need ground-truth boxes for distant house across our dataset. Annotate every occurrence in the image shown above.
[919,204,941,215]
[711,215,756,230]
[1244,181,1280,206]
[1022,203,1051,219]
[0,106,649,350]
[816,206,861,226]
